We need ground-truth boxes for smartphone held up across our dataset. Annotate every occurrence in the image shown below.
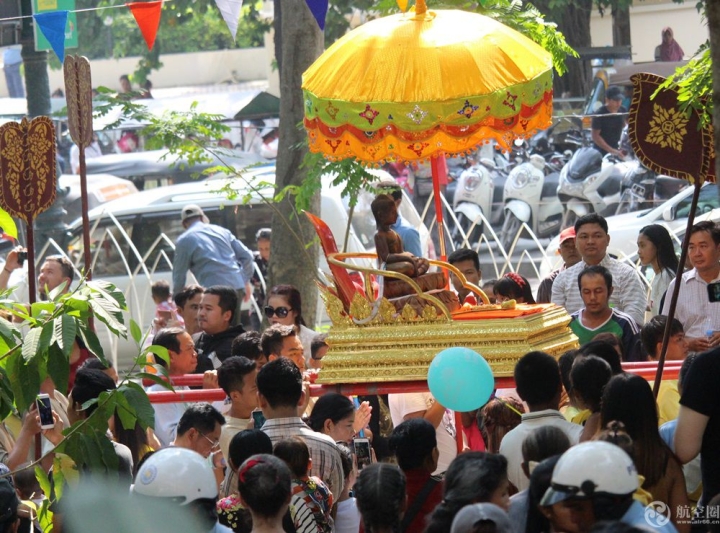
[36,393,54,429]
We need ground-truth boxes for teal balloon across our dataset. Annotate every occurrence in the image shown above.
[427,347,494,412]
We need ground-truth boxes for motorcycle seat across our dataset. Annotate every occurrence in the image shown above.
[542,172,560,198]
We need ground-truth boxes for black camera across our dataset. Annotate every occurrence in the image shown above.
[707,282,720,303]
[16,251,27,266]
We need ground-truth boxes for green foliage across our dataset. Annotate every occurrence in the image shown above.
[300,152,378,212]
[92,92,231,168]
[0,278,171,512]
[658,43,712,128]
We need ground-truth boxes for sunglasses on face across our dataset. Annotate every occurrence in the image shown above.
[264,305,292,318]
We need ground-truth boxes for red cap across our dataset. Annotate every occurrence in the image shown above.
[559,227,576,245]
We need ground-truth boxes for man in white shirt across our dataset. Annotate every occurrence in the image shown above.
[217,356,257,459]
[389,393,457,475]
[662,220,720,352]
[551,213,646,325]
[148,327,217,447]
[499,351,582,491]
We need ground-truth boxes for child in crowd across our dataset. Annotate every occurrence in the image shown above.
[236,454,293,533]
[493,273,535,304]
[150,280,183,335]
[354,463,407,533]
[424,452,511,533]
[217,430,276,532]
[273,437,334,533]
[482,279,497,304]
[641,315,689,425]
[570,355,613,440]
[14,465,45,533]
[478,397,524,453]
[333,444,360,533]
[508,426,571,533]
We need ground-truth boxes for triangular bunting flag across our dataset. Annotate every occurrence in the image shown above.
[305,0,329,31]
[214,0,243,41]
[33,11,68,62]
[126,1,163,50]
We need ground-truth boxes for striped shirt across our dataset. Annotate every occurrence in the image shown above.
[662,268,720,338]
[551,255,647,325]
[262,417,344,498]
[570,308,644,361]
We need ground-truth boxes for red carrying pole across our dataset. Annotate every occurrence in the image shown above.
[430,155,448,261]
[144,361,681,404]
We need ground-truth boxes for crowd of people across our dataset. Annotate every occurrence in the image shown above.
[1,188,720,533]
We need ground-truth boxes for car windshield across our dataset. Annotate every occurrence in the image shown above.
[675,184,719,218]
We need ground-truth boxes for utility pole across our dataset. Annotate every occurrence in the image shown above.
[19,0,51,117]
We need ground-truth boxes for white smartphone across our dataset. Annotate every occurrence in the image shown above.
[352,437,372,470]
[36,393,54,429]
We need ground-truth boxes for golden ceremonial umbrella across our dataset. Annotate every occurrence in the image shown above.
[302,0,554,257]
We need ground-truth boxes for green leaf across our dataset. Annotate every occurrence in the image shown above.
[0,366,15,420]
[144,345,169,366]
[135,371,173,391]
[0,208,17,239]
[0,316,19,346]
[8,351,40,412]
[78,324,106,361]
[30,302,56,318]
[86,391,116,433]
[86,280,128,311]
[47,344,70,397]
[113,389,138,431]
[129,319,142,345]
[21,328,42,363]
[87,295,125,337]
[54,314,77,357]
[124,381,156,429]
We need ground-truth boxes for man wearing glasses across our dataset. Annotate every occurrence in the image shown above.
[172,403,227,486]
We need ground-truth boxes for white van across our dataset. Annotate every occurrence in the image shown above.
[46,163,429,370]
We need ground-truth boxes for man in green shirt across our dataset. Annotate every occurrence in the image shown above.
[569,265,643,361]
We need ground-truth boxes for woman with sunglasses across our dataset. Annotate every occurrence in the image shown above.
[265,284,318,365]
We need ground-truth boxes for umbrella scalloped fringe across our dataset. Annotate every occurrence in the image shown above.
[304,90,553,164]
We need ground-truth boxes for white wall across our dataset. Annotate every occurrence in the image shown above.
[591,0,708,63]
[1,46,275,97]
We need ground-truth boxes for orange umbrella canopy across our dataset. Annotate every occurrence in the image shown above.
[302,2,554,163]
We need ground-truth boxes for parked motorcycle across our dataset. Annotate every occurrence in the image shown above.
[500,149,565,250]
[614,161,688,215]
[557,146,630,228]
[450,153,509,248]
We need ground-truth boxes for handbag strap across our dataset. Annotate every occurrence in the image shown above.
[400,476,441,533]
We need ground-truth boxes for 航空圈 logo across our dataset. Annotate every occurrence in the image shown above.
[645,501,671,528]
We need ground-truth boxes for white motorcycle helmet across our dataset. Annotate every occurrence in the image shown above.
[540,441,638,506]
[132,447,218,504]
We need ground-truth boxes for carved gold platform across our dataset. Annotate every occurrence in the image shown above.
[305,211,578,384]
[318,289,578,384]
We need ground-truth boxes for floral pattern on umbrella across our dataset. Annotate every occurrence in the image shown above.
[302,3,554,164]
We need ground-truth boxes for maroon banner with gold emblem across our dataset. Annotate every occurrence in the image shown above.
[0,117,58,222]
[628,73,714,184]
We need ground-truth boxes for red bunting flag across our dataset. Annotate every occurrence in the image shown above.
[126,1,163,51]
